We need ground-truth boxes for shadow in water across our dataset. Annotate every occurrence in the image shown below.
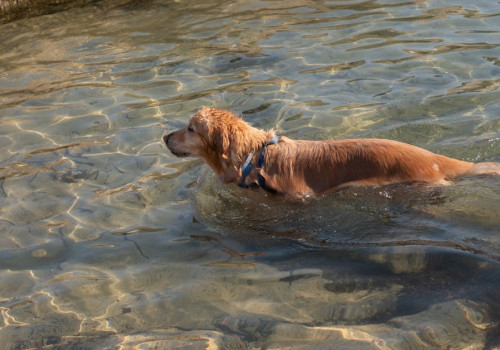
[193,171,500,260]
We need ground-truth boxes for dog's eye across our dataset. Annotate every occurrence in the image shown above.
[188,125,194,132]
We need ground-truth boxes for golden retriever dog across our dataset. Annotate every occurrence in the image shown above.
[163,107,499,196]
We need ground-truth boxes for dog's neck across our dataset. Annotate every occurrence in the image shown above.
[236,128,274,157]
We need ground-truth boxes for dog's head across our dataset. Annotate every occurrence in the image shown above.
[163,107,238,159]
[163,107,272,183]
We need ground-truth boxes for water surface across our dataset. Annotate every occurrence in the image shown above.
[0,0,499,348]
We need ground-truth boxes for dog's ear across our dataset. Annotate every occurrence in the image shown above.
[213,127,231,158]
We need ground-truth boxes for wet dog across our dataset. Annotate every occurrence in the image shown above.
[163,107,499,196]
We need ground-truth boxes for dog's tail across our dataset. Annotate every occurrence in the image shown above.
[434,155,499,179]
[469,162,500,176]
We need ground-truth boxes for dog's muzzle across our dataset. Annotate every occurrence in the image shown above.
[163,133,189,157]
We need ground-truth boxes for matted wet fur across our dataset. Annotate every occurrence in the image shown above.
[163,107,500,196]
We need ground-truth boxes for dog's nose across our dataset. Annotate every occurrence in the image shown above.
[163,134,170,145]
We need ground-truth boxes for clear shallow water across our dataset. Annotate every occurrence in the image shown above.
[0,0,499,348]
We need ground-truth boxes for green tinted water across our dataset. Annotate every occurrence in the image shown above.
[0,0,499,348]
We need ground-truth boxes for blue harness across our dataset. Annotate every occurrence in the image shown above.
[238,135,279,193]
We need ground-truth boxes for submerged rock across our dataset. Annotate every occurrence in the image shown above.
[0,0,93,23]
[0,0,151,23]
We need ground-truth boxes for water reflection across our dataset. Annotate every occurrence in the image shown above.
[0,0,499,348]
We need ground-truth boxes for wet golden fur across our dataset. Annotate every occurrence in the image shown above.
[164,107,500,196]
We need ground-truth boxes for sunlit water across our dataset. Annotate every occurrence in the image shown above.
[1,0,499,348]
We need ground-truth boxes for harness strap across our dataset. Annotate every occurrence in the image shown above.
[238,135,279,191]
[240,151,254,180]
